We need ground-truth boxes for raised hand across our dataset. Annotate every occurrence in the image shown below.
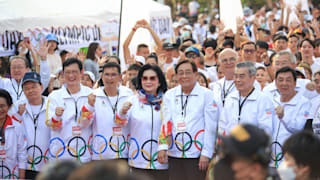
[35,39,49,60]
[55,107,64,117]
[18,103,26,116]
[88,93,96,107]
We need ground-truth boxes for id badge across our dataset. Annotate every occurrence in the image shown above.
[0,144,6,160]
[175,115,186,133]
[72,126,82,136]
[112,127,122,136]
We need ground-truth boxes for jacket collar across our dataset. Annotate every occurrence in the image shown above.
[275,91,300,106]
[24,96,48,116]
[3,115,13,129]
[230,87,258,101]
[95,86,132,98]
[60,84,88,98]
[175,82,200,97]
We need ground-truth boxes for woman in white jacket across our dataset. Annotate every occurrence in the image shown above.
[0,89,27,179]
[119,64,168,180]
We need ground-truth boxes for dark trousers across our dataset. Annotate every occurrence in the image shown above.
[130,167,169,180]
[168,157,206,180]
[25,170,39,180]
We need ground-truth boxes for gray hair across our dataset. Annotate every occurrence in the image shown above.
[274,50,296,64]
[235,61,256,77]
[218,48,238,63]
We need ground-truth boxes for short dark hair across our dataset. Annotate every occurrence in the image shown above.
[256,40,269,50]
[288,34,299,40]
[198,72,208,88]
[60,50,69,57]
[203,38,217,50]
[147,54,158,64]
[175,60,197,74]
[0,89,13,107]
[106,56,121,65]
[314,38,320,47]
[283,131,320,179]
[128,64,142,72]
[240,41,256,50]
[299,38,315,48]
[136,64,167,93]
[86,42,100,60]
[63,58,83,71]
[183,38,196,44]
[137,44,149,52]
[179,44,190,53]
[223,40,234,48]
[102,62,121,74]
[275,66,297,82]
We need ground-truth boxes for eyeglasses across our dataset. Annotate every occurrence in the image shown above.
[186,54,198,59]
[104,73,119,78]
[64,70,80,75]
[221,57,236,64]
[177,71,194,76]
[243,49,256,54]
[142,76,157,81]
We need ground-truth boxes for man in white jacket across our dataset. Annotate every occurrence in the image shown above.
[158,60,220,179]
[0,40,51,104]
[11,72,50,179]
[46,58,95,163]
[222,62,274,136]
[270,67,311,167]
[91,62,133,160]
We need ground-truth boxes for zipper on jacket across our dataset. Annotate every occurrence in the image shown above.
[150,105,154,169]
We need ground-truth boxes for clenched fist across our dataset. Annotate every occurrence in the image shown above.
[120,102,132,116]
[18,103,26,116]
[88,94,96,107]
[275,106,284,119]
[55,107,64,117]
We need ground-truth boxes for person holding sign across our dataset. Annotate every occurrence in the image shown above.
[45,58,94,163]
[90,62,133,160]
[158,60,220,179]
[119,64,168,180]
[0,89,27,179]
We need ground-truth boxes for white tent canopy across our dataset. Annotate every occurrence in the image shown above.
[0,0,121,32]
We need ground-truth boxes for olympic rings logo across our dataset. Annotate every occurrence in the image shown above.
[27,146,49,171]
[1,164,18,179]
[271,141,283,168]
[172,130,204,158]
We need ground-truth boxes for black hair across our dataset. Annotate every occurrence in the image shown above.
[14,40,32,68]
[283,131,320,179]
[179,44,190,53]
[277,25,289,33]
[136,64,167,93]
[289,34,299,40]
[275,66,297,82]
[0,89,13,107]
[183,38,196,44]
[273,35,288,42]
[86,42,99,61]
[128,64,142,72]
[146,54,158,64]
[198,72,208,88]
[102,62,121,74]
[209,24,216,34]
[137,44,149,52]
[203,38,217,50]
[223,40,234,48]
[107,56,121,65]
[60,50,69,58]
[314,38,320,47]
[130,76,138,90]
[63,58,83,71]
[175,60,197,74]
[299,38,315,48]
[269,52,277,64]
[256,40,269,50]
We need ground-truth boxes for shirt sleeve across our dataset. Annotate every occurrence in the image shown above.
[16,124,28,169]
[158,93,173,151]
[39,59,51,91]
[257,95,275,136]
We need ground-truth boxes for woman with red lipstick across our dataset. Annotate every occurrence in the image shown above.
[119,64,168,180]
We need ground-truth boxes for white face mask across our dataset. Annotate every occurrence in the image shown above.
[18,47,28,55]
[277,161,296,180]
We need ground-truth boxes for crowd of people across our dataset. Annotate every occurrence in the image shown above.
[0,0,320,179]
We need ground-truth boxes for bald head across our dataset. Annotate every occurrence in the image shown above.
[219,48,238,63]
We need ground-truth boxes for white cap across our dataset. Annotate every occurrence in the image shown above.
[296,67,306,78]
[135,56,145,65]
[179,17,188,25]
[173,22,182,29]
[183,25,192,31]
[83,71,95,82]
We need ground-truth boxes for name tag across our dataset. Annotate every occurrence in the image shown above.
[72,126,82,136]
[0,144,6,160]
[113,127,122,136]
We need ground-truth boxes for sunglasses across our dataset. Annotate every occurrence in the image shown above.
[142,76,157,81]
[186,54,198,58]
[243,49,256,54]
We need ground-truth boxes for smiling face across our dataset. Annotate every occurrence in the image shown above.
[300,40,314,60]
[0,97,9,121]
[141,69,160,95]
[275,71,296,97]
[63,63,82,87]
[10,58,29,82]
[234,67,255,94]
[22,81,43,103]
[219,50,237,74]
[81,74,94,88]
[314,73,320,93]
[176,63,198,90]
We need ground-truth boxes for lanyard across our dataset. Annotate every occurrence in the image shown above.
[11,79,23,101]
[238,88,255,123]
[29,98,44,129]
[66,88,79,123]
[103,89,119,115]
[222,79,234,105]
[180,91,189,117]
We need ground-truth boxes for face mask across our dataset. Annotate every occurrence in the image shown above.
[260,23,266,29]
[277,161,296,180]
[18,47,28,55]
[182,31,190,38]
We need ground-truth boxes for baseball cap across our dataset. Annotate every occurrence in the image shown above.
[185,46,200,56]
[295,67,306,78]
[219,124,271,163]
[135,56,145,65]
[22,72,41,86]
[46,34,59,44]
[163,43,174,50]
[83,71,95,82]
